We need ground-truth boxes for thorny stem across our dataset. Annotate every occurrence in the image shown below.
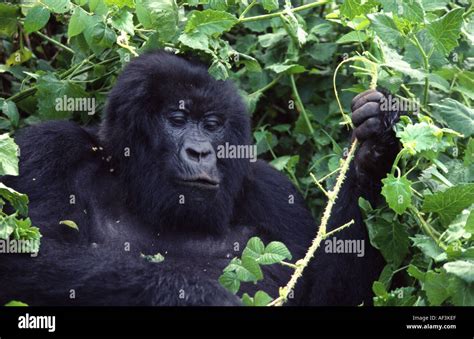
[273,141,358,306]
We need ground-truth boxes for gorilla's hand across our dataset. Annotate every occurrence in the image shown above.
[351,89,400,195]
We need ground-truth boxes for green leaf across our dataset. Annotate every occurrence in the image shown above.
[407,264,425,282]
[141,252,165,263]
[0,3,19,37]
[426,8,464,56]
[0,183,28,216]
[241,255,263,281]
[68,7,90,38]
[336,31,368,44]
[380,0,425,23]
[242,237,265,260]
[422,183,474,225]
[379,40,426,80]
[382,174,413,214]
[367,13,404,47]
[241,293,253,306]
[372,281,388,297]
[366,217,409,267]
[266,63,305,74]
[421,0,448,11]
[6,48,33,66]
[443,260,474,283]
[431,98,474,137]
[35,74,90,120]
[397,122,441,155]
[5,300,28,307]
[341,0,377,20]
[0,133,19,176]
[0,214,16,239]
[84,21,116,49]
[178,32,210,52]
[466,210,474,234]
[261,0,278,12]
[253,290,273,306]
[208,59,228,80]
[263,241,292,262]
[185,9,237,36]
[59,220,79,231]
[104,0,134,8]
[136,0,178,41]
[2,100,19,128]
[270,156,292,171]
[89,0,108,15]
[423,270,450,305]
[218,271,240,294]
[24,5,50,34]
[43,0,72,14]
[411,234,444,260]
[111,8,134,35]
[447,276,474,306]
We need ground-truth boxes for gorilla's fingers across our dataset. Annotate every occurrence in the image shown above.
[355,117,382,141]
[351,90,384,111]
[352,102,380,127]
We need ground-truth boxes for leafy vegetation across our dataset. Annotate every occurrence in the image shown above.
[0,0,473,306]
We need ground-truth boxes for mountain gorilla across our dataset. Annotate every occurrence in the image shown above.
[0,51,399,306]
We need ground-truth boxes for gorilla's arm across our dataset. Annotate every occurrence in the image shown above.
[242,90,398,305]
[0,240,239,306]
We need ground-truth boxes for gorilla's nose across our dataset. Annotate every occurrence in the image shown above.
[181,140,216,166]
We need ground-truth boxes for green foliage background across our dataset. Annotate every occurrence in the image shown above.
[0,0,473,306]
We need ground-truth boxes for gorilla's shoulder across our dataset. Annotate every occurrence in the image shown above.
[14,120,100,178]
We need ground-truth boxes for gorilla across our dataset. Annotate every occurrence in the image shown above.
[0,51,399,306]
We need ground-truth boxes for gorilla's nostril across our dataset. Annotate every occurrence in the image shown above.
[186,148,201,162]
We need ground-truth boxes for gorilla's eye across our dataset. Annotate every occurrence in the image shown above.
[168,111,187,126]
[202,116,222,131]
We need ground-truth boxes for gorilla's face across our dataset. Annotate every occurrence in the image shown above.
[161,104,224,193]
[100,51,251,232]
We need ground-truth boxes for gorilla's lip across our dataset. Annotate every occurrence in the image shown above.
[176,175,220,189]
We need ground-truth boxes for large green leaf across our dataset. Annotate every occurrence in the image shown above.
[68,7,90,38]
[422,183,474,225]
[0,133,19,176]
[381,174,413,214]
[426,8,464,56]
[185,9,237,36]
[0,3,19,37]
[397,122,442,155]
[431,98,474,137]
[367,13,404,47]
[136,0,178,41]
[43,0,72,14]
[444,260,474,283]
[24,5,50,34]
[0,183,28,216]
[423,270,450,305]
[366,217,409,267]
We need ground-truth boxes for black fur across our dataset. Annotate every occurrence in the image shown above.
[0,52,398,306]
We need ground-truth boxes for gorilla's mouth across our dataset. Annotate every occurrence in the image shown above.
[177,174,220,190]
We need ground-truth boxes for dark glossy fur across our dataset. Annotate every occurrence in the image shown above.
[0,51,398,306]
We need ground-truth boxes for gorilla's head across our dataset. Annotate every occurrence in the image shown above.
[100,51,252,233]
